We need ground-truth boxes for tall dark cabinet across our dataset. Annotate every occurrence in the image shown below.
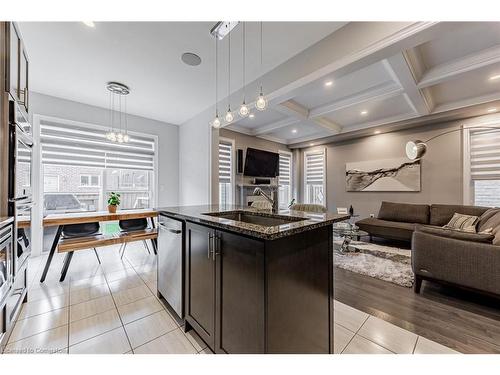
[0,21,31,353]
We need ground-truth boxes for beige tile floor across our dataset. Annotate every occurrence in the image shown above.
[2,243,459,354]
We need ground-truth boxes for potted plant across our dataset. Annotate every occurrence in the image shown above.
[107,192,121,213]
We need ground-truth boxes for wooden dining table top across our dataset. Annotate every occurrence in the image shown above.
[17,208,158,228]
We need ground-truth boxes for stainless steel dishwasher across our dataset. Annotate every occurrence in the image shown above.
[157,214,184,319]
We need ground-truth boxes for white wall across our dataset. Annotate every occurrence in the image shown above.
[29,92,179,207]
[178,105,212,206]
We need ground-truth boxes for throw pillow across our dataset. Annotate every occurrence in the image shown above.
[477,211,500,245]
[443,213,479,233]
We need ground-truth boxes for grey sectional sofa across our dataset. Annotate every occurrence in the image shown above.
[356,201,500,296]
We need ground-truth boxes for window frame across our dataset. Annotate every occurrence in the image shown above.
[463,122,500,206]
[278,150,293,209]
[79,174,101,187]
[218,137,236,207]
[32,114,159,257]
[303,148,327,206]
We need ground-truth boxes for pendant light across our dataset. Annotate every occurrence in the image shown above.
[255,22,267,111]
[238,22,249,118]
[211,37,221,128]
[224,32,234,123]
[105,82,130,142]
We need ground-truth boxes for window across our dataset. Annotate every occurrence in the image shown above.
[38,115,157,252]
[218,139,233,207]
[304,149,326,206]
[278,151,293,208]
[466,127,500,207]
[80,174,100,187]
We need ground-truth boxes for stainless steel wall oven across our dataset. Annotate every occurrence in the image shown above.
[8,100,33,274]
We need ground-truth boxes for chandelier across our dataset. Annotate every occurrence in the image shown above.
[106,82,131,143]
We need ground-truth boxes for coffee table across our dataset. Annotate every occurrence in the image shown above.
[332,223,368,253]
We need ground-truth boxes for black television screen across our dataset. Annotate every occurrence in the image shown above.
[243,148,279,177]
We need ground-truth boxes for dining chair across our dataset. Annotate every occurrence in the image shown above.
[61,222,102,264]
[118,218,152,259]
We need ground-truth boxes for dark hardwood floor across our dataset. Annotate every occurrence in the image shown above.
[334,263,500,354]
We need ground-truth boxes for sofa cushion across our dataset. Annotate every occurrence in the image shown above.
[417,225,494,243]
[443,213,479,233]
[356,217,416,241]
[478,208,500,229]
[377,201,430,224]
[429,204,490,226]
[477,211,500,245]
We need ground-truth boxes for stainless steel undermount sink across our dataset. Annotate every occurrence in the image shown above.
[203,211,306,227]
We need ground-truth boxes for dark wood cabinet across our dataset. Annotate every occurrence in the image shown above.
[185,221,333,354]
[6,23,29,113]
[215,230,265,354]
[185,222,216,349]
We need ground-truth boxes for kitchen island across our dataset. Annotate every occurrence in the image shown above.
[157,205,348,354]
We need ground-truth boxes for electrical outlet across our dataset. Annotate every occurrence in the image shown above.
[370,213,375,218]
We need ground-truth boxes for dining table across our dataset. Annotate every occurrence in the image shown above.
[18,209,158,282]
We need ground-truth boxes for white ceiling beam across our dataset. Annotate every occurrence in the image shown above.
[313,117,343,133]
[276,99,342,135]
[384,54,432,115]
[308,81,404,118]
[417,44,500,89]
[252,117,300,136]
[286,132,328,145]
[432,91,500,114]
[275,100,310,119]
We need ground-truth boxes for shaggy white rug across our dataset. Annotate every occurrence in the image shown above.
[334,240,414,288]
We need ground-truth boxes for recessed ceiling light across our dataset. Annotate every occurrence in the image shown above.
[324,80,333,87]
[310,143,315,146]
[181,52,202,66]
[361,110,368,116]
[82,21,95,28]
[374,130,381,134]
[291,129,297,134]
[249,113,255,118]
[489,74,500,81]
[487,108,497,113]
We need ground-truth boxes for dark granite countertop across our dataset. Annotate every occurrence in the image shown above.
[157,205,349,240]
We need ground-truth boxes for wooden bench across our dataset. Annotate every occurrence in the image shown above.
[57,228,158,281]
[57,228,158,253]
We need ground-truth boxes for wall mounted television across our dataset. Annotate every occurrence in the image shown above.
[243,148,280,177]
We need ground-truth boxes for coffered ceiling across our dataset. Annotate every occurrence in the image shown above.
[224,22,500,147]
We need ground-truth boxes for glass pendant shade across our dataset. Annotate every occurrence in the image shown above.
[212,115,221,129]
[123,134,130,143]
[225,110,234,123]
[405,140,427,160]
[255,93,267,111]
[239,103,249,117]
[117,133,124,143]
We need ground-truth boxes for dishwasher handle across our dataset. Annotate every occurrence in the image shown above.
[158,223,182,234]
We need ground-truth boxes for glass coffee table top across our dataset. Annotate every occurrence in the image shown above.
[332,223,368,253]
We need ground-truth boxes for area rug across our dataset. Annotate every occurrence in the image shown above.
[333,239,414,287]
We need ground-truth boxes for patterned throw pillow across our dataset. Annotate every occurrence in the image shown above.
[443,213,479,233]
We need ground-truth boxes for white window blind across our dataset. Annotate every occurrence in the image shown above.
[304,149,326,205]
[40,117,155,171]
[469,128,500,207]
[470,129,500,180]
[279,152,292,208]
[218,141,232,184]
[218,140,233,206]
